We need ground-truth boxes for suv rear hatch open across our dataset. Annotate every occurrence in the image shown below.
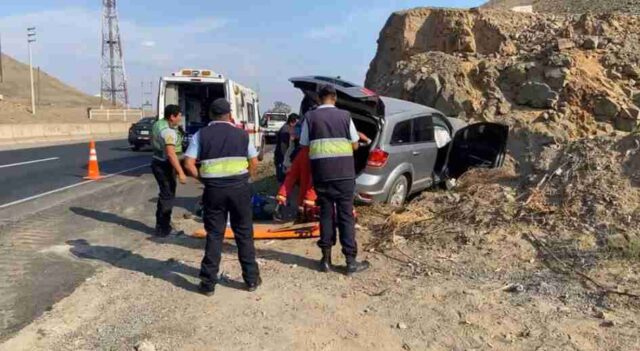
[289,76,384,173]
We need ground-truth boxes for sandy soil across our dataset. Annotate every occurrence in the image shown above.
[1,158,638,351]
[2,220,638,351]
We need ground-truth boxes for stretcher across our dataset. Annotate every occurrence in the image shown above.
[191,221,320,240]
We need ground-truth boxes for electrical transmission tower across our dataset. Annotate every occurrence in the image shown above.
[100,0,129,107]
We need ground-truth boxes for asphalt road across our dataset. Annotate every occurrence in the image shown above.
[0,140,151,209]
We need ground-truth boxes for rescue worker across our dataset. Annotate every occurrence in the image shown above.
[299,85,370,275]
[183,98,261,296]
[276,146,317,223]
[281,114,303,175]
[274,114,298,183]
[151,104,187,237]
[277,129,371,223]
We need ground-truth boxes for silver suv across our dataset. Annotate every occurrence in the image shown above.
[290,76,509,207]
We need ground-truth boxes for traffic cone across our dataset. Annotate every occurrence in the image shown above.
[84,140,103,180]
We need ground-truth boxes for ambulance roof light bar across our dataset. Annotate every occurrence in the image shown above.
[171,69,223,79]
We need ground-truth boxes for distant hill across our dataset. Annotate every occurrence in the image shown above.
[0,54,110,124]
[482,0,640,14]
[0,53,100,107]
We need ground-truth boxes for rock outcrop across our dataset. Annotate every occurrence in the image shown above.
[483,0,640,15]
[365,8,640,135]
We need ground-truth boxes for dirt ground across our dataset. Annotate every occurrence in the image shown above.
[1,156,639,351]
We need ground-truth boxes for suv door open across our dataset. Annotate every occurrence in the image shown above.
[445,122,509,179]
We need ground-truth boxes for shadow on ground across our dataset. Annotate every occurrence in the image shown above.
[70,207,155,236]
[148,197,199,214]
[67,239,247,292]
[149,235,320,272]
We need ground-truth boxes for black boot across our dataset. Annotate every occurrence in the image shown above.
[246,276,262,292]
[346,259,370,276]
[320,249,332,273]
[198,281,216,296]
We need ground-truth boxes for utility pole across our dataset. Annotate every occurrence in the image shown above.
[27,27,36,115]
[140,81,144,110]
[37,67,41,108]
[100,0,129,108]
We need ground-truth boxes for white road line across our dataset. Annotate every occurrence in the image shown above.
[0,163,150,210]
[0,157,60,169]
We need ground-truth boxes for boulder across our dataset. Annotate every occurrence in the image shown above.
[582,36,599,50]
[135,341,156,351]
[556,38,575,51]
[593,96,620,121]
[414,74,442,107]
[545,67,570,89]
[516,82,559,109]
[633,91,640,107]
[615,108,640,132]
[607,69,623,80]
[622,64,640,80]
[434,88,466,116]
[547,53,573,68]
[503,64,528,86]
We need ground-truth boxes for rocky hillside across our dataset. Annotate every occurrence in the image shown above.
[364,8,640,332]
[483,0,640,14]
[365,8,640,138]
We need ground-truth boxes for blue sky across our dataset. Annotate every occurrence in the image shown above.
[0,0,484,111]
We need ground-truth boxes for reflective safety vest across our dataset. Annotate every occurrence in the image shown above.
[152,119,183,162]
[306,107,355,183]
[200,157,248,178]
[198,122,250,187]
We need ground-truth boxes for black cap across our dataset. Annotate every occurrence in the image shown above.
[318,84,337,98]
[209,98,231,116]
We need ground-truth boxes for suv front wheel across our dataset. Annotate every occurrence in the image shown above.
[387,175,408,208]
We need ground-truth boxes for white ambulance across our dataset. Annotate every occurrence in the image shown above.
[157,68,263,157]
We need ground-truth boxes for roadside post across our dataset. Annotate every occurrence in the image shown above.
[27,27,37,115]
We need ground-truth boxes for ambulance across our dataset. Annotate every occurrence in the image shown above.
[157,69,263,157]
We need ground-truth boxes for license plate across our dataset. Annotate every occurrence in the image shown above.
[140,130,149,135]
[138,137,150,140]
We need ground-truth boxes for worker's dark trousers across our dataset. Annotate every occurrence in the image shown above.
[275,162,286,183]
[151,159,176,233]
[200,182,260,285]
[315,179,357,260]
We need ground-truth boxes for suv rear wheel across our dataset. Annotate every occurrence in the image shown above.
[387,175,408,208]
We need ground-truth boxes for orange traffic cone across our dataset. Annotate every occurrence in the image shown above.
[84,140,103,180]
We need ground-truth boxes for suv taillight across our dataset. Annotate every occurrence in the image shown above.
[367,148,389,168]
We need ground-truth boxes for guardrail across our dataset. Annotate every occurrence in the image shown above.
[88,109,143,122]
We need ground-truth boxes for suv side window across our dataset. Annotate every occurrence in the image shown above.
[412,116,434,143]
[391,120,412,145]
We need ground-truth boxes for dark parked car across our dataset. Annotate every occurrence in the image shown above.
[128,117,156,151]
[289,76,509,207]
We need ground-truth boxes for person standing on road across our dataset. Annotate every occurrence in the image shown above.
[151,104,187,237]
[183,98,261,296]
[274,114,298,183]
[300,85,370,275]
